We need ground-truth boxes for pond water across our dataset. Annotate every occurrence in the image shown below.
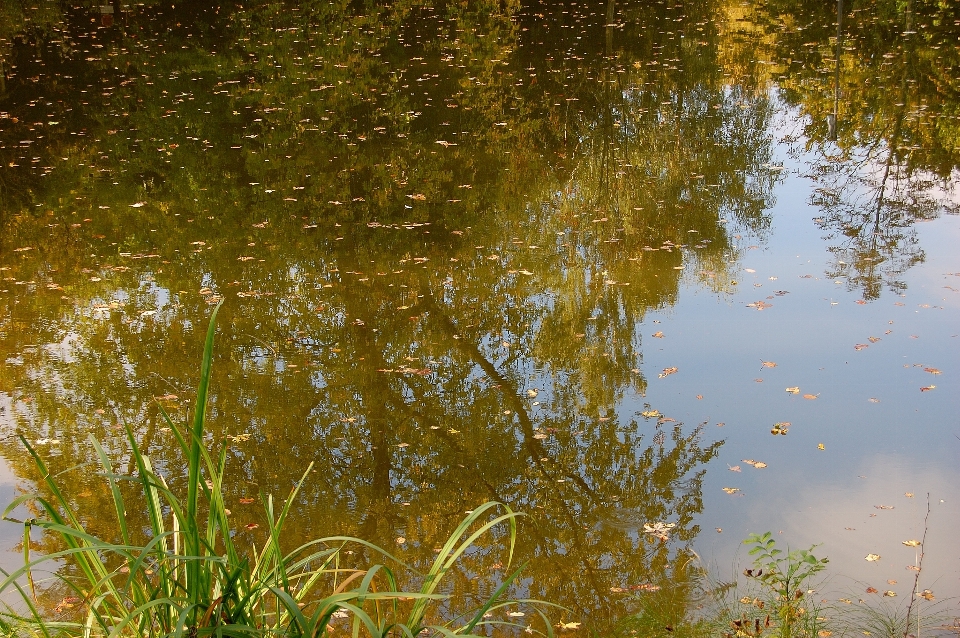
[1,0,959,632]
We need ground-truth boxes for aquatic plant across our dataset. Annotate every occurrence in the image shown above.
[0,303,558,637]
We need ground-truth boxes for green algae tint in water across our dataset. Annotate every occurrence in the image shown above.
[1,0,959,632]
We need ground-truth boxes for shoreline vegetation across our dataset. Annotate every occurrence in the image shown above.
[0,304,560,637]
[0,306,952,637]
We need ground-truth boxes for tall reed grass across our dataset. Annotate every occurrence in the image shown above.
[0,303,558,637]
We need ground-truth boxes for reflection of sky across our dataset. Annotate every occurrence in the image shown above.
[625,139,960,597]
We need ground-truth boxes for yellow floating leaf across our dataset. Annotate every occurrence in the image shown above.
[722,487,740,494]
[902,540,920,547]
[786,387,800,394]
[865,554,881,562]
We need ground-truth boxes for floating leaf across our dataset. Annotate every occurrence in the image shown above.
[902,540,921,547]
[658,367,678,379]
[786,387,800,394]
[722,487,740,494]
[865,554,881,562]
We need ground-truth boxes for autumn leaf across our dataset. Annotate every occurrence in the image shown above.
[761,361,777,368]
[866,587,878,594]
[652,331,664,338]
[658,367,678,379]
[803,394,819,400]
[920,385,936,392]
[785,387,800,394]
[902,540,921,547]
[923,367,941,374]
[865,554,881,562]
[722,487,740,494]
[854,344,869,350]
[920,589,935,600]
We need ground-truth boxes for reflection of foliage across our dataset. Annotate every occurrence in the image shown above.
[742,0,960,298]
[0,0,817,632]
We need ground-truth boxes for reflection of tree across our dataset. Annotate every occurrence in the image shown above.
[0,0,805,631]
[751,0,960,299]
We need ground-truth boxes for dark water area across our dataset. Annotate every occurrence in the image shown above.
[1,0,959,632]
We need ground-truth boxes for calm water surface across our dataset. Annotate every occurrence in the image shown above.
[1,0,959,631]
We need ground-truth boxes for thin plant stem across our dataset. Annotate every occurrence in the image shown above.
[902,493,930,638]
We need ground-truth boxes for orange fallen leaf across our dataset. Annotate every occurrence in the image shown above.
[786,386,800,394]
[722,487,740,494]
[803,394,819,400]
[923,367,940,374]
[761,361,777,368]
[866,587,878,594]
[652,331,664,338]
[239,497,256,505]
[658,367,678,379]
[920,385,936,392]
[868,336,881,343]
[854,344,869,351]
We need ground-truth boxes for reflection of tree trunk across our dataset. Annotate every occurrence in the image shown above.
[418,291,609,600]
[605,0,615,57]
[354,329,396,545]
[828,0,842,141]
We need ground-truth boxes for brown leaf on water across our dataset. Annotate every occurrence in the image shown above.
[746,300,773,310]
[761,361,777,368]
[923,367,941,374]
[883,591,897,597]
[803,394,819,400]
[786,386,800,394]
[868,336,881,343]
[865,554,881,562]
[920,589,935,601]
[854,344,869,351]
[658,367,678,379]
[866,587,878,594]
[728,465,742,472]
[902,540,920,547]
[722,487,740,494]
[920,385,936,392]
[652,331,664,338]
[906,565,920,571]
[874,505,894,510]
[239,497,256,505]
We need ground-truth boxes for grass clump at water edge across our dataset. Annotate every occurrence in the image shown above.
[0,302,560,637]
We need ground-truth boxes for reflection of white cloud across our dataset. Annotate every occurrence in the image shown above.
[697,452,960,601]
[769,454,960,599]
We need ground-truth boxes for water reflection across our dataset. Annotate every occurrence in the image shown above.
[1,0,959,631]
